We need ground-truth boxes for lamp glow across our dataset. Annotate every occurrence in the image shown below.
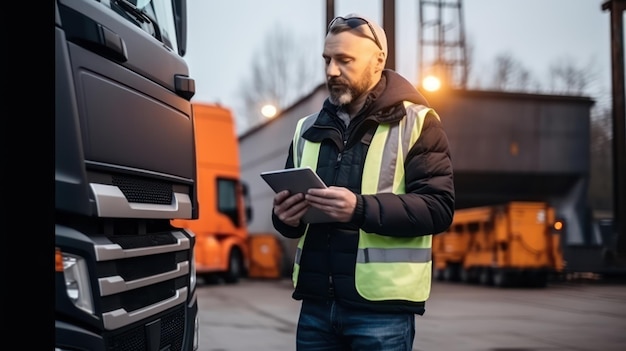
[261,104,277,118]
[422,75,441,92]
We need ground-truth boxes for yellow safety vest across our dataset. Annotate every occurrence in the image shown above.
[291,102,438,302]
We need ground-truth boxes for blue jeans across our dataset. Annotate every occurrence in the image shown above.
[296,299,416,351]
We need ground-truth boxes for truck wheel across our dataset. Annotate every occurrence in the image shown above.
[479,268,492,286]
[460,268,470,283]
[461,267,479,284]
[222,249,243,284]
[528,270,548,288]
[443,264,460,282]
[435,268,445,281]
[493,269,509,287]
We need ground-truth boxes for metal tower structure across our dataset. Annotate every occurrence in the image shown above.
[418,0,468,89]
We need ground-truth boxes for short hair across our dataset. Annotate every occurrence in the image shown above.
[327,13,388,56]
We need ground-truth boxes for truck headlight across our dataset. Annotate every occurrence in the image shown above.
[57,249,94,314]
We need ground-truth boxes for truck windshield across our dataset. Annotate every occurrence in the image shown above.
[112,0,180,54]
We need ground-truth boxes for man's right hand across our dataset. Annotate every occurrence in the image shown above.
[273,190,309,227]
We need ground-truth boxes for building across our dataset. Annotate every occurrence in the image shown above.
[240,84,604,272]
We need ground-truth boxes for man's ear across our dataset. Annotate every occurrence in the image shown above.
[376,51,386,71]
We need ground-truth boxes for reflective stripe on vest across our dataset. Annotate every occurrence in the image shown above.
[291,102,438,302]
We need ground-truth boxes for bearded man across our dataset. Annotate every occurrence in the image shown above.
[271,13,455,351]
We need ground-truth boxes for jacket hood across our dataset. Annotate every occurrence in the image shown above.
[375,69,429,108]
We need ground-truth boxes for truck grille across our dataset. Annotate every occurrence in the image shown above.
[106,306,186,351]
[94,231,191,330]
[112,175,173,204]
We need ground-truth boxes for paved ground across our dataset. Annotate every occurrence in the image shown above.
[195,278,626,351]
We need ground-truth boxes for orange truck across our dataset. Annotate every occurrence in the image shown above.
[172,103,252,283]
[433,201,564,287]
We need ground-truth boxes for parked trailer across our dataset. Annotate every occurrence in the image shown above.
[433,202,564,287]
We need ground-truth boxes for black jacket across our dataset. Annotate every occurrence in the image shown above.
[272,70,455,315]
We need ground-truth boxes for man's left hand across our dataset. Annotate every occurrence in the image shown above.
[305,186,356,223]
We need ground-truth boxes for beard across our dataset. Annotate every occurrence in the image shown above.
[327,67,374,106]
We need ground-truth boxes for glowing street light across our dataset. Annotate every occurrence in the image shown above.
[261,104,277,118]
[421,75,441,92]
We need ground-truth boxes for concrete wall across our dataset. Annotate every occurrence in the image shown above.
[240,84,328,235]
[425,89,592,174]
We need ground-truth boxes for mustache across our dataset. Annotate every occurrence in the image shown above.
[327,77,349,86]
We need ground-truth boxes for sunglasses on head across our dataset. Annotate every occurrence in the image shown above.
[327,16,383,51]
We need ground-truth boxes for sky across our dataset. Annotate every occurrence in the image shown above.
[183,0,615,127]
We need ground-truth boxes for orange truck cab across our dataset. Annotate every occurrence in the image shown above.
[172,103,252,283]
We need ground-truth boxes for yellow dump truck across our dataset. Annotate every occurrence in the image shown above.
[433,201,564,287]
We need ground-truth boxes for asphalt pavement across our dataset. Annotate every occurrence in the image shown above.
[195,278,626,351]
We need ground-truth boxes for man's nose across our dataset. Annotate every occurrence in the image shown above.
[326,60,340,77]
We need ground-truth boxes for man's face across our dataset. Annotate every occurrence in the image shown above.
[323,31,380,106]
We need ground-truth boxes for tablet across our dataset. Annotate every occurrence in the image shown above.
[260,167,334,223]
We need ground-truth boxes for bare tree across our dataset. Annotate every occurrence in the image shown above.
[516,66,531,92]
[545,55,612,211]
[460,36,475,88]
[589,106,613,211]
[548,56,598,95]
[236,24,324,131]
[486,52,540,92]
[491,53,517,90]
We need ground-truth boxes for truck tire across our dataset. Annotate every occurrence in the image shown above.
[444,264,460,282]
[461,267,479,284]
[493,269,509,287]
[527,270,548,288]
[479,268,493,286]
[435,268,445,281]
[222,249,243,284]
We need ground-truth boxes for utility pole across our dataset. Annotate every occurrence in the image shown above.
[601,0,626,261]
[326,0,335,31]
[382,0,396,70]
